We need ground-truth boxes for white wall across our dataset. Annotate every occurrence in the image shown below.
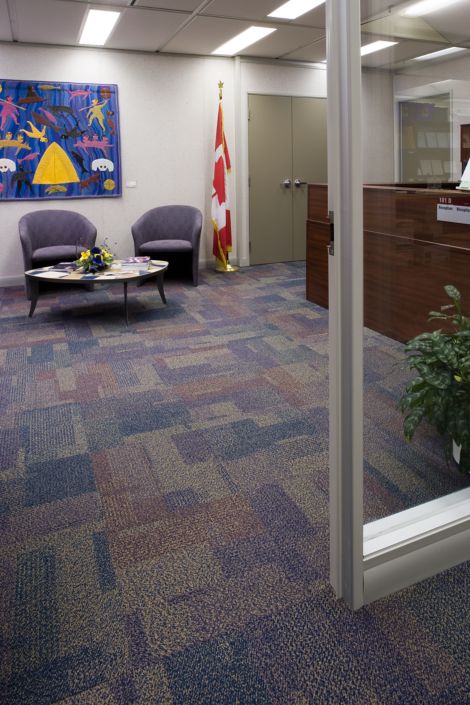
[0,43,235,285]
[0,42,397,285]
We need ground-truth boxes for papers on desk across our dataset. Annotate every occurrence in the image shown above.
[29,270,69,279]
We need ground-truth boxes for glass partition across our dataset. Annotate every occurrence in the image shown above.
[361,0,470,526]
[358,0,470,602]
[327,0,470,607]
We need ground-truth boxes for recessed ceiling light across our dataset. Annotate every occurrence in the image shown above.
[212,27,276,56]
[412,46,466,61]
[401,0,462,18]
[361,40,398,57]
[79,9,121,46]
[268,0,325,20]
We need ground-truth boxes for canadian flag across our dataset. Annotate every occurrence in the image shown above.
[212,99,232,268]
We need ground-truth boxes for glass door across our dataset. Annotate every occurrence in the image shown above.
[328,0,470,608]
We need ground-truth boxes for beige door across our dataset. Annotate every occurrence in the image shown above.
[248,94,327,265]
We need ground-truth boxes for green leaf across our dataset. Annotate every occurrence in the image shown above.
[445,285,461,303]
[403,408,425,440]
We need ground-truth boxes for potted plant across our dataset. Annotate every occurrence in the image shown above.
[399,285,470,473]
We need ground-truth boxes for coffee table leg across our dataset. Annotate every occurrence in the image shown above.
[28,279,39,317]
[123,281,129,325]
[156,273,167,304]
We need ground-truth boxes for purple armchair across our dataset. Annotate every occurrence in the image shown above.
[131,205,203,286]
[19,209,97,298]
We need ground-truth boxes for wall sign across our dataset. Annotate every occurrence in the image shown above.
[0,79,121,201]
[437,203,470,225]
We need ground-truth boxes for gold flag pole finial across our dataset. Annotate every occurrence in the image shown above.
[218,81,224,100]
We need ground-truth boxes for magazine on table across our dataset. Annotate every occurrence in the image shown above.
[120,256,151,267]
[50,262,78,272]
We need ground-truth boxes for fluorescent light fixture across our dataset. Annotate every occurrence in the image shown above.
[79,9,121,46]
[361,40,398,56]
[401,0,462,17]
[412,46,466,61]
[212,26,276,56]
[269,0,325,20]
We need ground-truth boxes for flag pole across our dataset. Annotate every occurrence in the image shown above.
[213,80,238,273]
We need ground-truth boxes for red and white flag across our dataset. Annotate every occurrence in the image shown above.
[212,99,232,269]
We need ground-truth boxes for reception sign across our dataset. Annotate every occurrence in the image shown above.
[0,79,121,200]
[437,203,470,225]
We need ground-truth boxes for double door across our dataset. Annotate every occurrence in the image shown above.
[248,94,327,265]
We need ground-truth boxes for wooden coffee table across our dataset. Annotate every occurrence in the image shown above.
[25,260,169,325]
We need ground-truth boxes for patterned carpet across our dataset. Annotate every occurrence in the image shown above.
[1,261,469,705]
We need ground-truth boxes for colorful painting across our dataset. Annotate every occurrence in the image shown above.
[0,79,121,200]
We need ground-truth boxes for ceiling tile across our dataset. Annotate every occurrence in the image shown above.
[361,39,453,69]
[133,0,203,9]
[202,0,325,28]
[162,16,250,54]
[240,25,324,58]
[14,0,86,45]
[361,0,399,20]
[362,15,449,43]
[107,8,188,51]
[66,0,131,5]
[282,38,326,62]
[291,6,325,29]
[162,15,322,57]
[201,0,284,21]
[0,0,13,41]
[424,6,470,44]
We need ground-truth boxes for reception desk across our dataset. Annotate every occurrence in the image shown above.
[306,183,470,342]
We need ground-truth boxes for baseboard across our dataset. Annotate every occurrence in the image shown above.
[0,274,25,288]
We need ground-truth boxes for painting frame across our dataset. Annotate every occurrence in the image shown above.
[0,78,121,201]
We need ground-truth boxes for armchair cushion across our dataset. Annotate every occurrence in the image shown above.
[32,245,87,265]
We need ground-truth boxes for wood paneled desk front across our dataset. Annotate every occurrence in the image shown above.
[306,183,470,342]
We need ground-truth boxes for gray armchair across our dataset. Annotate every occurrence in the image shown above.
[19,209,97,298]
[131,205,203,286]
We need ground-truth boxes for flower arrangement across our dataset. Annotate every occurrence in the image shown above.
[77,243,113,273]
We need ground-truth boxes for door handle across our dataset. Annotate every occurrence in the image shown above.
[280,178,291,188]
[294,178,307,187]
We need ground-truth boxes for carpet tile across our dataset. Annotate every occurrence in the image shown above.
[1,262,470,704]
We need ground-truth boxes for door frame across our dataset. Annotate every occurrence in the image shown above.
[326,0,364,609]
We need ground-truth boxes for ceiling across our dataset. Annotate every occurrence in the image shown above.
[0,0,469,69]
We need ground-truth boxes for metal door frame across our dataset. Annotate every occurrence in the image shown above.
[327,0,364,609]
